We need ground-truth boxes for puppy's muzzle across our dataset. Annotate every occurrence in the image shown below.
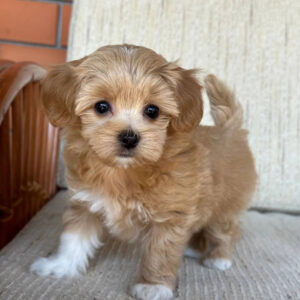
[118,129,140,150]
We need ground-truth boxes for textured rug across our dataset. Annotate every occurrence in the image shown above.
[0,191,299,300]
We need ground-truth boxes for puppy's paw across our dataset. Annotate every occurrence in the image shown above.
[130,283,173,300]
[202,258,232,271]
[30,256,85,278]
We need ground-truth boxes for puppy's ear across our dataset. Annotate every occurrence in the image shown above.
[41,58,85,127]
[161,63,203,132]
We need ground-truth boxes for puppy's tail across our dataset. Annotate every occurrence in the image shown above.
[204,74,243,130]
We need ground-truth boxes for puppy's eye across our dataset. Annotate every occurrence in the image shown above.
[144,104,159,119]
[94,100,111,114]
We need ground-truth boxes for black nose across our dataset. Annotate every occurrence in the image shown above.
[118,130,140,149]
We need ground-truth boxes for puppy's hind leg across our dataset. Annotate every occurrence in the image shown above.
[201,220,241,271]
[31,202,104,278]
[185,229,208,260]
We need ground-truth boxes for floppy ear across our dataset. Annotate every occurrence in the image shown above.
[161,63,203,132]
[41,57,86,127]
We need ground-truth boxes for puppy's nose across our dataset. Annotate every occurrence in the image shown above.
[118,130,140,149]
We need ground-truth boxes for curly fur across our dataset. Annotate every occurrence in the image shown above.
[32,44,257,300]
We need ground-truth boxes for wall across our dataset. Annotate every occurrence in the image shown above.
[0,0,72,66]
[69,0,300,211]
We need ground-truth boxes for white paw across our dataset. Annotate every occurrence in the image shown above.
[184,247,202,259]
[202,258,232,271]
[30,233,101,278]
[30,255,85,278]
[131,283,173,300]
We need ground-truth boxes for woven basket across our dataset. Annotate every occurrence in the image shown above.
[0,61,60,249]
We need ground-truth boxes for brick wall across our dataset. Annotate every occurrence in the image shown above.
[0,0,72,66]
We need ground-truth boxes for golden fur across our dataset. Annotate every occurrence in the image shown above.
[41,45,256,293]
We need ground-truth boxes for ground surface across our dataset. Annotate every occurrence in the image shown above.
[0,191,299,300]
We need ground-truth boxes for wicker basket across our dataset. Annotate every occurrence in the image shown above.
[0,61,60,249]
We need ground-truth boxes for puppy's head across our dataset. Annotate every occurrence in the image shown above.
[42,45,203,167]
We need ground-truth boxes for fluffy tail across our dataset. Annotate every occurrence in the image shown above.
[204,74,243,130]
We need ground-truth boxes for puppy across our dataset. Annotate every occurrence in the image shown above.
[31,44,257,300]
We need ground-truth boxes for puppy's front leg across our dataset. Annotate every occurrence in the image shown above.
[31,203,104,278]
[131,224,189,300]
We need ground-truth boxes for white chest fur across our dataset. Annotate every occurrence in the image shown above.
[71,189,149,241]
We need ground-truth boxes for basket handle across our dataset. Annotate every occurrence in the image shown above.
[0,62,47,125]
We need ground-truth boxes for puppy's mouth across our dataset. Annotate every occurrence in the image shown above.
[118,149,134,158]
[116,151,135,168]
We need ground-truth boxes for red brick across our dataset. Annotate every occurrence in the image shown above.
[61,5,72,46]
[0,44,66,66]
[0,0,58,45]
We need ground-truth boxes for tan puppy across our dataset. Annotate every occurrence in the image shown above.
[31,44,257,300]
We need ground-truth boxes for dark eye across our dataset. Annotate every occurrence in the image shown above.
[144,104,159,119]
[94,100,111,114]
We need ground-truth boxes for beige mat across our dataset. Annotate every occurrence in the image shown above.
[0,191,299,300]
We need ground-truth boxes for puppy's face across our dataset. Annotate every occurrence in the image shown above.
[75,52,178,167]
[42,45,203,167]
